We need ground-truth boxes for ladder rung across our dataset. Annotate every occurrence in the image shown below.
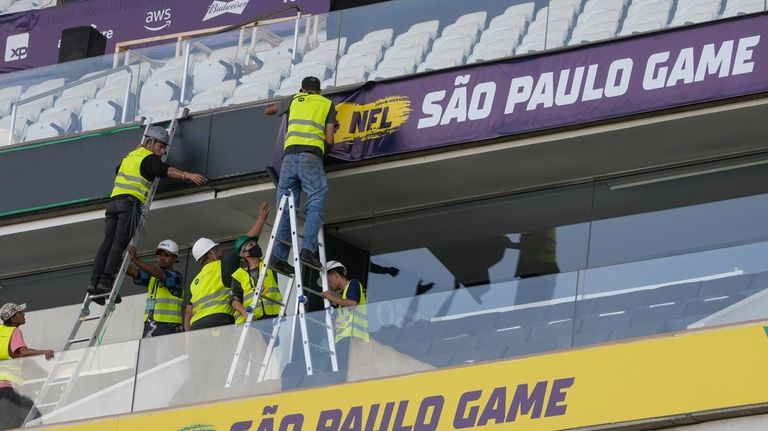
[67,337,92,345]
[37,402,58,409]
[80,315,102,322]
[87,293,111,299]
[46,379,70,387]
[56,358,81,365]
[306,316,332,328]
[308,342,333,353]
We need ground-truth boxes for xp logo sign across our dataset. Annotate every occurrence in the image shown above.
[5,33,29,62]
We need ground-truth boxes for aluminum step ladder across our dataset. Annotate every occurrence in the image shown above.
[24,108,189,426]
[225,191,338,388]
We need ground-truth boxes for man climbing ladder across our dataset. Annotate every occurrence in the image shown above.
[264,76,337,274]
[87,126,206,304]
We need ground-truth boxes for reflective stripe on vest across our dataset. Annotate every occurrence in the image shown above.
[0,326,22,385]
[232,265,281,324]
[335,281,369,342]
[111,147,153,204]
[284,93,332,153]
[144,276,184,325]
[190,260,234,324]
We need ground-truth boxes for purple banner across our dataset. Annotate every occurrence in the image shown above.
[0,0,330,73]
[327,14,768,162]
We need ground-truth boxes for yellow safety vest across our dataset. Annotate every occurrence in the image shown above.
[111,147,153,204]
[231,264,281,324]
[0,325,23,385]
[335,281,369,342]
[190,260,234,324]
[284,93,332,153]
[144,275,184,325]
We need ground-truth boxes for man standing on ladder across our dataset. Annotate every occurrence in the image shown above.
[265,76,336,275]
[320,261,368,377]
[126,240,185,338]
[0,303,54,430]
[87,126,206,305]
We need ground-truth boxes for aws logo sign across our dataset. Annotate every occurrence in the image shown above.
[335,96,412,144]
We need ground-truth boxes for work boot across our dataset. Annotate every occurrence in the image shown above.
[269,256,294,276]
[300,249,322,269]
[87,285,110,306]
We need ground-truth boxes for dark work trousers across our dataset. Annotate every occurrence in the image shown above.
[90,196,142,288]
[0,387,39,430]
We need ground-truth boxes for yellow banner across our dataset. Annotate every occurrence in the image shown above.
[42,322,768,431]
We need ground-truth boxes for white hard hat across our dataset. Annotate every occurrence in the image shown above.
[317,260,346,285]
[192,237,219,261]
[156,239,179,255]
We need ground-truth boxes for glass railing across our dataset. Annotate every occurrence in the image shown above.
[7,254,768,427]
[0,0,763,147]
[0,0,55,17]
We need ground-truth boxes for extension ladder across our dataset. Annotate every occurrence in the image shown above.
[24,108,189,426]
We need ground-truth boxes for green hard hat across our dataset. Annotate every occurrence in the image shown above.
[234,235,256,253]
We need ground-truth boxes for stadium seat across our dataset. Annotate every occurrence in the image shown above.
[24,110,77,142]
[488,14,530,31]
[361,28,395,48]
[50,95,85,115]
[0,0,13,11]
[369,67,409,81]
[431,35,475,58]
[455,11,488,29]
[260,57,293,77]
[527,17,573,35]
[209,46,247,65]
[441,22,482,44]
[288,61,330,81]
[479,26,524,47]
[620,15,669,34]
[392,32,432,56]
[721,0,764,16]
[138,79,180,115]
[6,0,38,13]
[575,8,623,28]
[226,81,272,106]
[425,47,466,65]
[274,85,300,97]
[516,37,565,54]
[670,10,717,26]
[95,86,130,105]
[416,57,461,72]
[302,48,338,69]
[15,102,43,122]
[0,115,29,145]
[201,80,237,99]
[80,98,121,131]
[149,66,184,86]
[383,44,424,63]
[0,98,11,117]
[335,63,369,86]
[241,69,283,90]
[186,91,227,113]
[139,100,180,122]
[471,40,515,59]
[504,2,536,21]
[347,39,385,62]
[583,0,627,12]
[626,0,673,17]
[20,78,65,109]
[192,59,235,95]
[0,85,23,103]
[60,80,99,100]
[317,37,348,54]
[534,5,578,22]
[337,53,379,74]
[406,20,440,40]
[377,55,419,74]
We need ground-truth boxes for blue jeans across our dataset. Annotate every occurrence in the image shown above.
[273,152,328,261]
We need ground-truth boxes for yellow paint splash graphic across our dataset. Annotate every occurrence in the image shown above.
[334,95,412,144]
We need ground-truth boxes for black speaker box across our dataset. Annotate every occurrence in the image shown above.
[58,26,107,64]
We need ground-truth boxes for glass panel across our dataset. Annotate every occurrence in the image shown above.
[20,340,140,427]
[366,185,592,302]
[576,160,768,345]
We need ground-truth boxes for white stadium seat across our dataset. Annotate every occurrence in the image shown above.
[392,32,432,55]
[0,85,22,103]
[383,44,424,62]
[61,80,99,100]
[417,57,461,72]
[407,20,440,40]
[347,39,385,62]
[317,37,348,54]
[455,11,488,29]
[503,2,536,21]
[226,82,272,106]
[441,22,482,44]
[260,57,293,77]
[302,48,339,69]
[432,35,475,58]
[338,53,379,74]
[289,61,329,81]
[426,47,466,65]
[138,100,179,123]
[186,91,227,113]
[51,95,86,115]
[369,67,409,81]
[619,18,666,35]
[670,10,717,26]
[192,59,234,95]
[138,79,180,115]
[81,98,122,131]
[362,28,395,48]
[378,55,420,74]
[241,69,283,90]
[489,14,530,31]
[480,26,524,46]
[467,49,510,63]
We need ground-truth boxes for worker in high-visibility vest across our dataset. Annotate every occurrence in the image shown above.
[320,260,368,376]
[264,76,337,276]
[125,239,185,338]
[228,202,283,324]
[87,126,206,306]
[185,238,240,331]
[0,303,54,429]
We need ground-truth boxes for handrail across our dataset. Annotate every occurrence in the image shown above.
[7,65,133,146]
